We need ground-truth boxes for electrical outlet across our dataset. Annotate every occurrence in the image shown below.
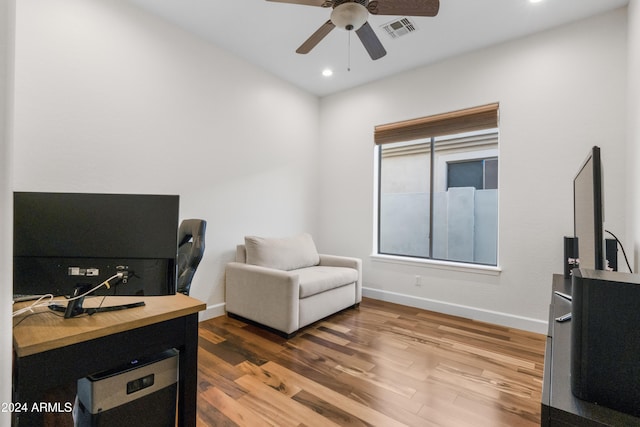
[414,275,421,286]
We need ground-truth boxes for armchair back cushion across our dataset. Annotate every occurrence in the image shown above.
[244,233,320,271]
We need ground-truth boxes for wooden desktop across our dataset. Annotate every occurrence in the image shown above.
[13,293,205,426]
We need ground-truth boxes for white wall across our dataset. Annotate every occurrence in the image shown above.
[629,0,640,272]
[318,8,629,333]
[4,1,637,405]
[1,1,15,423]
[12,0,321,319]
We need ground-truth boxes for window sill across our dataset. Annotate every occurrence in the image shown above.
[370,254,502,276]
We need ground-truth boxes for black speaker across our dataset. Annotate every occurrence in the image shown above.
[571,269,640,417]
[563,236,578,278]
[605,238,618,271]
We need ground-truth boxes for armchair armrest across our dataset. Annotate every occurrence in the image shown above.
[318,254,360,269]
[318,254,362,303]
[225,262,300,334]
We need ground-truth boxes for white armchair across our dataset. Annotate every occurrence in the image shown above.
[225,233,362,337]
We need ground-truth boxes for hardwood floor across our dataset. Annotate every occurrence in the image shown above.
[196,298,546,426]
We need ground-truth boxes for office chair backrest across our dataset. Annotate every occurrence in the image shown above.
[177,219,206,295]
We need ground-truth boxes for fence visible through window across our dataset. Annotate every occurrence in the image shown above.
[378,129,499,266]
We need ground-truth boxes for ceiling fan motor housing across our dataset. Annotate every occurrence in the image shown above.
[331,1,369,31]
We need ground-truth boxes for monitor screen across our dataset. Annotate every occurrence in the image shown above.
[13,192,179,297]
[573,146,604,270]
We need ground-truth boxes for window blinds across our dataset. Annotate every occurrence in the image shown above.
[374,103,499,145]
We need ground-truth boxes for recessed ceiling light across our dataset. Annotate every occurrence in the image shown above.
[322,68,333,77]
[530,0,543,3]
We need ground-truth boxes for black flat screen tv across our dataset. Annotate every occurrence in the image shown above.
[573,146,604,271]
[13,192,179,297]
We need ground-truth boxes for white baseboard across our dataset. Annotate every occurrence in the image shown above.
[362,287,548,334]
[199,292,548,334]
[198,302,226,322]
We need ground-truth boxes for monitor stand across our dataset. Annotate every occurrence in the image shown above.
[48,284,145,318]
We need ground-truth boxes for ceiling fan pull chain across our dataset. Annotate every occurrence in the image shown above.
[347,30,351,72]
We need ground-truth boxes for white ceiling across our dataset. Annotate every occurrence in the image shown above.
[126,0,629,97]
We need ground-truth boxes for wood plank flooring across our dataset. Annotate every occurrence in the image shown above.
[196,298,546,426]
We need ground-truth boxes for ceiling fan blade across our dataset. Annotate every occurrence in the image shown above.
[356,22,387,60]
[266,0,330,7]
[296,20,336,54]
[368,0,440,17]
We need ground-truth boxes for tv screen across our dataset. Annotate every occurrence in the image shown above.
[573,146,604,270]
[13,192,179,297]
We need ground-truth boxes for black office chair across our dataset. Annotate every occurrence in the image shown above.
[177,219,206,295]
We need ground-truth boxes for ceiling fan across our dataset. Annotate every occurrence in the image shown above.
[267,0,440,60]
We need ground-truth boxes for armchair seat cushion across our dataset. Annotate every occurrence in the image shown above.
[297,266,359,298]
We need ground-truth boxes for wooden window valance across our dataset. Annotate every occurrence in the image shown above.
[374,103,499,145]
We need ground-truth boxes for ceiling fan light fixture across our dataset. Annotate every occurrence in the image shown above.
[330,2,368,31]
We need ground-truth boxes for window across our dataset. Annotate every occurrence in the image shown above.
[375,104,499,266]
[447,158,498,190]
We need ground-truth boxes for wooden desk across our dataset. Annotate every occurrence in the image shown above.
[13,294,205,426]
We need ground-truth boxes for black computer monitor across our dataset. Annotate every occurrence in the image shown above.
[13,192,179,298]
[573,146,604,270]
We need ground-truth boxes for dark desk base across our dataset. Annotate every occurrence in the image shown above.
[13,313,198,427]
[541,275,640,426]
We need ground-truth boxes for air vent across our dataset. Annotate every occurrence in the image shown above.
[381,17,417,39]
